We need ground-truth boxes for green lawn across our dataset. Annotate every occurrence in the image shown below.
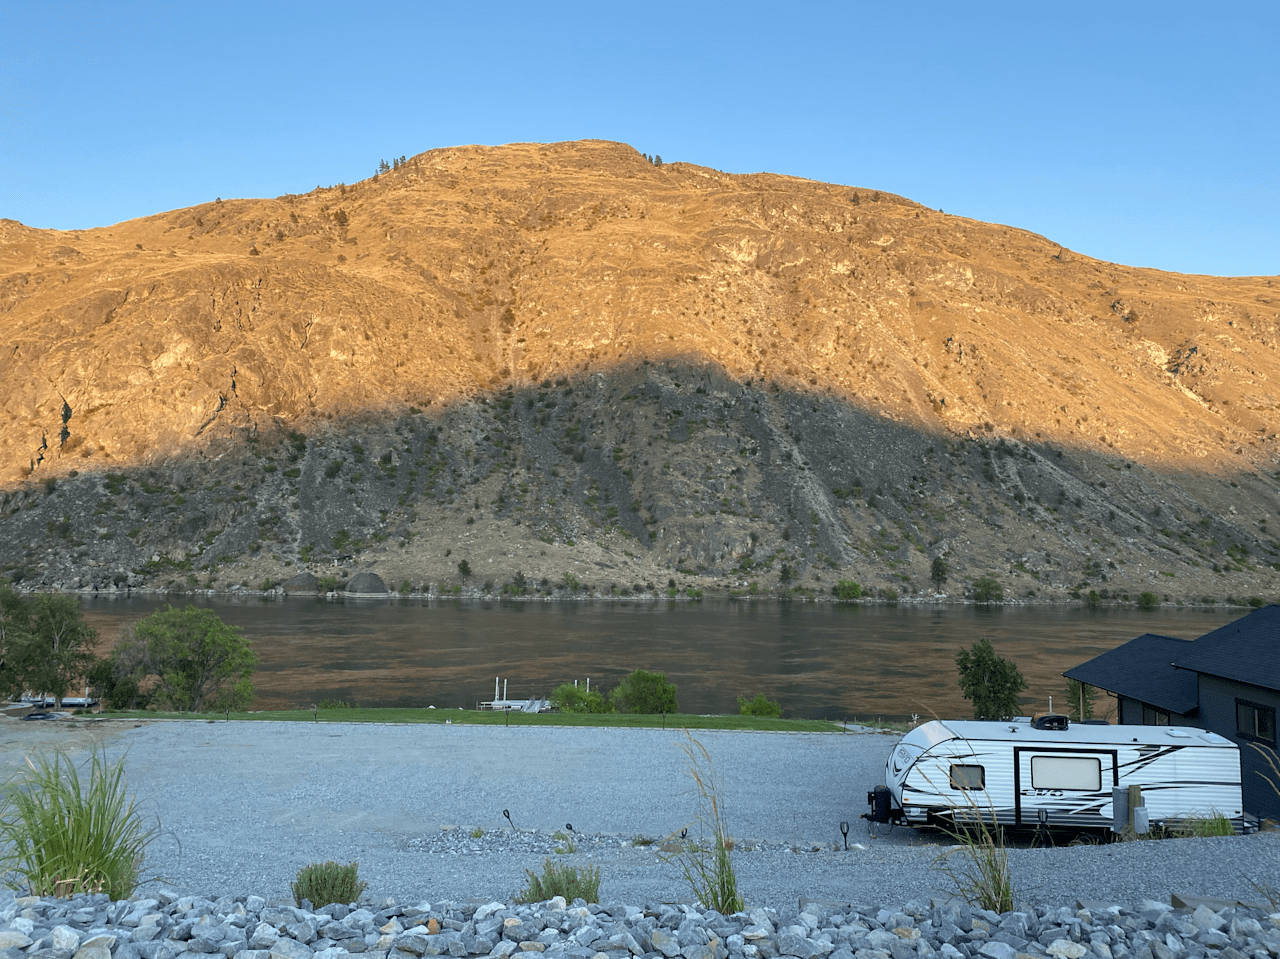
[95,707,845,732]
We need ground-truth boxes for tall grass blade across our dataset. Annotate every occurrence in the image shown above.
[660,733,744,915]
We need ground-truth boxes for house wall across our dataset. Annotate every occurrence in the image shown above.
[1196,675,1280,822]
[1117,696,1198,728]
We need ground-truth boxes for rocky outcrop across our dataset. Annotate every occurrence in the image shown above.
[344,572,388,595]
[283,571,319,593]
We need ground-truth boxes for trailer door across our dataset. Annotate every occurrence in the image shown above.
[1013,747,1118,828]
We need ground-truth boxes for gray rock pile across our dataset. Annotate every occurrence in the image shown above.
[2,890,1279,959]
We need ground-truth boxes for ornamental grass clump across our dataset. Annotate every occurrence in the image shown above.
[661,733,744,914]
[0,748,158,899]
[922,759,1014,914]
[516,858,600,904]
[933,811,1014,914]
[1248,744,1280,908]
[292,860,367,908]
[1167,812,1235,838]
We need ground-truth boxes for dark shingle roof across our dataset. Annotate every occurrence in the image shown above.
[1063,633,1199,715]
[1171,604,1280,691]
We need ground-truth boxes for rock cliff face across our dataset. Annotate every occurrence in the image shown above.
[1,140,1277,601]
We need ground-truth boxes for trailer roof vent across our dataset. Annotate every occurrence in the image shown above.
[1032,713,1070,731]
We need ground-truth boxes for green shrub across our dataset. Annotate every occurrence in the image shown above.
[517,858,600,904]
[1137,591,1159,609]
[550,683,614,714]
[1168,813,1234,838]
[831,580,861,600]
[737,694,782,718]
[971,575,1003,603]
[610,669,678,714]
[457,559,472,578]
[0,749,158,899]
[291,860,367,908]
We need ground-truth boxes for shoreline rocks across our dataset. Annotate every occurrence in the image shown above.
[3,889,1279,959]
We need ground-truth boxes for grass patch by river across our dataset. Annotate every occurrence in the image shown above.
[95,707,845,732]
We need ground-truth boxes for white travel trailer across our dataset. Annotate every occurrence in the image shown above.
[864,715,1245,833]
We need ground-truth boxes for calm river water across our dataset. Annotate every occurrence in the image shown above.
[76,596,1244,721]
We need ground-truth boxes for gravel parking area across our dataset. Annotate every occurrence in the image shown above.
[2,718,1277,911]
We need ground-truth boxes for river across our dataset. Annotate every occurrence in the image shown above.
[75,595,1247,720]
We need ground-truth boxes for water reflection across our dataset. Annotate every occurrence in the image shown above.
[78,595,1242,721]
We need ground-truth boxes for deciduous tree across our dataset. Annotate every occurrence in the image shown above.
[6,593,96,709]
[955,637,1026,720]
[123,606,257,712]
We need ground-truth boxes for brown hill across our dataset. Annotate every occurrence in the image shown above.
[3,139,1277,480]
[1,139,1278,604]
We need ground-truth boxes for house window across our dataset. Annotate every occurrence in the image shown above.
[1031,755,1102,791]
[1236,700,1277,745]
[949,764,985,790]
[1142,705,1170,726]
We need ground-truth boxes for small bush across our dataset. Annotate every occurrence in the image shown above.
[457,559,472,578]
[971,575,1003,603]
[292,860,367,908]
[550,683,614,714]
[516,858,600,904]
[831,580,862,600]
[737,694,782,718]
[1137,591,1159,609]
[0,749,158,899]
[610,669,678,714]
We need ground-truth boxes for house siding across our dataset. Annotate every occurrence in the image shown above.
[1196,675,1280,822]
[1117,696,1198,728]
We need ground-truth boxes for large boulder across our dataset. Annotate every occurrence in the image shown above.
[344,571,388,595]
[283,571,319,593]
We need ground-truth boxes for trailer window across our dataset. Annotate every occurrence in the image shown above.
[949,764,985,790]
[1030,756,1101,791]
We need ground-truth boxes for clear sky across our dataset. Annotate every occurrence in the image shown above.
[2,1,1276,277]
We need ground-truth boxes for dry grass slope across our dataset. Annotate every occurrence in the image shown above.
[2,139,1277,485]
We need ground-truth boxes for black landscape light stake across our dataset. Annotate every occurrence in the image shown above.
[505,705,510,727]
[840,821,849,850]
[503,808,514,830]
[312,703,317,724]
[662,711,666,730]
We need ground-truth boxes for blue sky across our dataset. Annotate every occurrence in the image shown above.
[2,1,1275,277]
